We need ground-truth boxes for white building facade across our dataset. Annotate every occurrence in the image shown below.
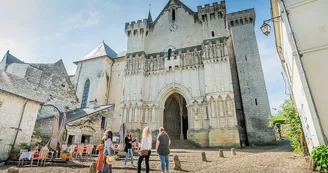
[271,0,328,152]
[72,0,275,147]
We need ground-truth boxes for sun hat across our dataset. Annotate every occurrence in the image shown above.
[106,155,115,165]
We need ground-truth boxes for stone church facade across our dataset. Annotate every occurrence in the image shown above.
[71,0,275,147]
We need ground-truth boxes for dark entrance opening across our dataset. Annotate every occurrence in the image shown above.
[163,93,188,140]
[68,135,75,145]
[81,135,90,144]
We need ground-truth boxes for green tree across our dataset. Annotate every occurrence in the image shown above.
[272,97,309,155]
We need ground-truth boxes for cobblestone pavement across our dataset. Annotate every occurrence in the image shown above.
[0,141,313,173]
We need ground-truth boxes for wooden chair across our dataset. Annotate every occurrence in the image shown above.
[75,144,84,159]
[37,149,49,166]
[84,145,93,158]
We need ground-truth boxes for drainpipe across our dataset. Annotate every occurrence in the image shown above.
[280,0,327,144]
[11,100,28,152]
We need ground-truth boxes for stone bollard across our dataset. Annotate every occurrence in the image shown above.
[231,148,236,155]
[89,163,97,173]
[173,155,182,171]
[201,152,207,162]
[219,149,224,158]
[7,167,19,173]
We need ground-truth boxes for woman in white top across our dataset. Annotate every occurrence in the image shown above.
[102,130,113,173]
[137,126,152,173]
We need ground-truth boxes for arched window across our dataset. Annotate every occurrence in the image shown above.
[81,79,90,108]
[168,49,172,60]
[172,9,176,21]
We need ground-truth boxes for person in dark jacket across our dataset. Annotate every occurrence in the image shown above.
[156,127,171,173]
[124,131,135,167]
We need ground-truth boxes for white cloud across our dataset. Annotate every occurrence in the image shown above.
[68,11,103,29]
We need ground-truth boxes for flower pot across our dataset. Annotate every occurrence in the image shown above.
[61,153,72,161]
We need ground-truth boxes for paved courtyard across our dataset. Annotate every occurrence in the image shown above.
[0,141,313,173]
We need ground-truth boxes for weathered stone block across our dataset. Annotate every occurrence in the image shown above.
[209,128,240,147]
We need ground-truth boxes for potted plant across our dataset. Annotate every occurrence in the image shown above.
[60,148,72,161]
[10,148,20,160]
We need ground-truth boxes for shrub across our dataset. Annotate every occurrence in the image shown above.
[312,145,328,172]
[270,98,308,155]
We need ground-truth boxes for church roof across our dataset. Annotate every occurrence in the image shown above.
[75,42,117,64]
[0,71,43,103]
[148,10,153,23]
[152,0,196,26]
[0,51,24,70]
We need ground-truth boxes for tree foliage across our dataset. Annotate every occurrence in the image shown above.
[312,145,328,172]
[272,97,309,155]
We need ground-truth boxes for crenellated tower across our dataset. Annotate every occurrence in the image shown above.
[197,1,227,39]
[125,19,150,54]
[227,9,275,144]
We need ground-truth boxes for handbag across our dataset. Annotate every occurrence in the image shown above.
[140,136,149,156]
[140,150,149,156]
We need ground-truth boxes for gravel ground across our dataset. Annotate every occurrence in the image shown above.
[0,141,314,173]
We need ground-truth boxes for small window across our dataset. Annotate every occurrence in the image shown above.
[202,15,207,22]
[81,79,90,108]
[245,55,247,61]
[169,66,172,70]
[240,19,243,25]
[168,49,172,60]
[255,99,258,105]
[101,117,106,129]
[67,135,75,145]
[212,31,215,37]
[210,13,215,20]
[250,17,253,23]
[172,9,176,21]
[230,21,234,27]
[61,84,66,88]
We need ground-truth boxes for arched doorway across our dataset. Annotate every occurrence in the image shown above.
[163,93,188,140]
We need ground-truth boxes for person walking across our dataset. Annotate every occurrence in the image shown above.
[156,127,171,173]
[96,141,108,173]
[124,131,135,167]
[137,126,152,173]
[102,130,114,173]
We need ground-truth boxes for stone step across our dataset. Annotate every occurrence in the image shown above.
[169,140,199,149]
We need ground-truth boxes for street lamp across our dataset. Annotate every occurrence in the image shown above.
[260,22,271,36]
[260,16,281,36]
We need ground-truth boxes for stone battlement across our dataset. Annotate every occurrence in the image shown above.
[227,8,256,27]
[197,1,226,15]
[125,19,149,33]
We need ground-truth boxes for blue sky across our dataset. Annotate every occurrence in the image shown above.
[0,0,287,113]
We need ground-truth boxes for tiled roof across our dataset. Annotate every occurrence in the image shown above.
[84,42,117,60]
[0,71,43,103]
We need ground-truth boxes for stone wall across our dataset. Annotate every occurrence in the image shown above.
[0,92,41,160]
[228,9,275,144]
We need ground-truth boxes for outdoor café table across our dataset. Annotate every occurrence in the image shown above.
[18,152,34,167]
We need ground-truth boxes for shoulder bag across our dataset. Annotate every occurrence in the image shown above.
[140,137,149,156]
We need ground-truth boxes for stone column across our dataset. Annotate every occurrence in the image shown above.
[145,107,149,125]
[134,106,138,123]
[180,106,183,140]
[152,107,156,124]
[129,107,133,122]
[158,107,164,127]
[137,107,141,129]
[121,107,125,123]
[124,107,128,123]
